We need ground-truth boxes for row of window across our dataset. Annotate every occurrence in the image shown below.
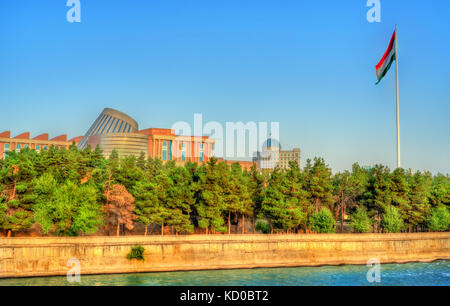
[161,141,206,162]
[3,143,50,152]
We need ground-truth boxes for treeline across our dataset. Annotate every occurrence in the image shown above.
[0,145,449,237]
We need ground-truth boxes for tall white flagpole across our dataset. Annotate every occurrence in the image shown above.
[395,25,401,168]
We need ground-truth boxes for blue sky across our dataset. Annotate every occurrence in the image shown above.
[0,0,449,174]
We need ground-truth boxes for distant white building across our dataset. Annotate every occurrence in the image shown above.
[253,138,300,171]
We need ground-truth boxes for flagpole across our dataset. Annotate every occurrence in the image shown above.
[395,25,401,168]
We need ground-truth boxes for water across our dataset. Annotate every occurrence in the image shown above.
[1,261,449,286]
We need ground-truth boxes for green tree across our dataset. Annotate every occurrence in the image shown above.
[224,163,253,234]
[365,165,392,232]
[429,174,450,207]
[0,151,37,236]
[304,157,333,213]
[260,168,287,233]
[194,158,227,234]
[246,164,265,233]
[284,161,308,233]
[390,168,411,230]
[260,167,305,233]
[406,171,432,231]
[310,208,335,233]
[349,206,372,233]
[33,174,103,236]
[165,161,195,234]
[381,205,404,233]
[428,206,450,232]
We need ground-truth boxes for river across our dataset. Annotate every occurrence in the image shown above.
[1,260,449,286]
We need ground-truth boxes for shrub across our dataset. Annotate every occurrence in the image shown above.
[126,245,145,261]
[381,206,404,233]
[428,206,450,232]
[350,206,372,233]
[255,221,270,234]
[310,208,335,233]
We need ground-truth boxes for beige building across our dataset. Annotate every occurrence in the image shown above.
[278,148,301,169]
[254,138,301,170]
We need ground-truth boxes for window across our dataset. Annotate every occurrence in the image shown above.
[100,116,112,134]
[199,143,204,162]
[181,142,186,161]
[36,145,41,151]
[111,119,120,133]
[16,144,21,152]
[106,118,116,133]
[3,143,9,158]
[117,120,124,133]
[162,141,167,161]
[43,146,48,150]
[168,141,172,160]
[24,144,29,149]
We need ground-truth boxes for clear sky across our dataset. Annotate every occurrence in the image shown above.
[1,0,449,174]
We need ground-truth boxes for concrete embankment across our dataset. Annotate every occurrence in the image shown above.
[1,233,449,278]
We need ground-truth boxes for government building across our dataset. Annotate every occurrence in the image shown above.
[253,138,301,171]
[1,108,300,172]
[0,131,82,158]
[78,108,218,165]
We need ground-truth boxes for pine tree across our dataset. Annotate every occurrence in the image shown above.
[103,184,137,236]
[194,158,227,234]
[246,164,265,233]
[165,161,194,234]
[304,157,333,213]
[365,165,392,232]
[406,171,432,231]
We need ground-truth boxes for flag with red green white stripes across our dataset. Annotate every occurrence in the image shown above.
[376,31,396,84]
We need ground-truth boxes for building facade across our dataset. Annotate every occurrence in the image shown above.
[0,131,82,158]
[80,108,216,164]
[253,138,301,171]
[78,108,140,150]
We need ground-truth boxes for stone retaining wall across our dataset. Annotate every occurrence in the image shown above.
[1,233,449,278]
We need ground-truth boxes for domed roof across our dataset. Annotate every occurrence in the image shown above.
[263,138,281,149]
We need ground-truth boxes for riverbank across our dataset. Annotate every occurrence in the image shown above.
[2,261,449,286]
[1,233,449,278]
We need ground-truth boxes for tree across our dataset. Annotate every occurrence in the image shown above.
[133,178,169,235]
[165,161,195,234]
[406,172,432,231]
[390,168,411,230]
[332,164,370,232]
[104,184,137,236]
[310,208,335,233]
[349,206,372,233]
[381,205,404,233]
[116,156,144,192]
[304,157,333,213]
[0,151,36,236]
[193,158,227,234]
[246,164,265,233]
[429,174,450,207]
[260,166,306,233]
[260,168,287,233]
[224,163,253,234]
[284,161,308,233]
[428,206,450,232]
[365,165,392,232]
[33,174,103,236]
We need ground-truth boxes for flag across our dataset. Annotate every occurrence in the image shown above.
[375,31,396,84]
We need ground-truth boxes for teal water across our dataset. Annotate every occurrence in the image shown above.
[1,261,449,286]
